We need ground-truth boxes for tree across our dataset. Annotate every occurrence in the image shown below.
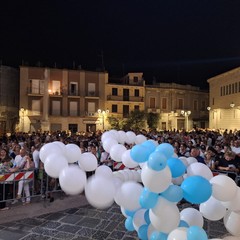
[147,112,160,130]
[107,116,126,130]
[125,110,146,131]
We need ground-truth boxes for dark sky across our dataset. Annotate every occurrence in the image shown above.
[1,0,240,89]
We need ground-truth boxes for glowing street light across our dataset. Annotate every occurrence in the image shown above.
[97,109,109,130]
[181,110,191,131]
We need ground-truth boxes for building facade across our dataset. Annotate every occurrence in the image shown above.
[207,67,240,131]
[145,83,209,131]
[19,66,108,133]
[19,66,209,133]
[0,65,19,134]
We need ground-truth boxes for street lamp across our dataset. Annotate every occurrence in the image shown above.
[181,110,191,131]
[97,109,109,130]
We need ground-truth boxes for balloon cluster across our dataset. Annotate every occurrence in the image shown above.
[40,130,240,240]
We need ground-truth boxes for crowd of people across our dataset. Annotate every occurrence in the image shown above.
[0,128,240,211]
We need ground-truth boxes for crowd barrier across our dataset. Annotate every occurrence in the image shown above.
[0,169,63,205]
[211,169,240,185]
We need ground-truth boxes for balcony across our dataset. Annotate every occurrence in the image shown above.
[147,108,161,113]
[27,87,44,95]
[107,95,144,102]
[85,91,99,98]
[68,90,80,98]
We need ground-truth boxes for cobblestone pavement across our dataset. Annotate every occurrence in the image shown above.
[0,196,231,240]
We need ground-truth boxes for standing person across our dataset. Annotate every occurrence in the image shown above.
[0,150,12,211]
[99,146,113,170]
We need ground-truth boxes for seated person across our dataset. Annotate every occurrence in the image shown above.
[216,151,239,181]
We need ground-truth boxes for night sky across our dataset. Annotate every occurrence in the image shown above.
[1,0,240,89]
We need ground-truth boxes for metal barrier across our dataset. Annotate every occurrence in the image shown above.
[0,169,63,206]
[212,170,240,185]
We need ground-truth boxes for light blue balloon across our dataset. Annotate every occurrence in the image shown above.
[142,140,156,154]
[130,144,150,163]
[124,209,136,217]
[178,220,189,228]
[161,185,183,202]
[139,187,159,209]
[124,216,135,231]
[144,210,151,224]
[138,224,148,240]
[167,157,186,178]
[150,231,168,240]
[181,175,212,204]
[155,143,174,159]
[187,226,208,240]
[147,151,167,171]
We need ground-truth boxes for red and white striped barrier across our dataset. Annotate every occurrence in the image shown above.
[113,162,126,171]
[0,171,34,182]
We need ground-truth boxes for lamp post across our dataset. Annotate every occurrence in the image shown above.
[181,110,191,131]
[97,109,109,130]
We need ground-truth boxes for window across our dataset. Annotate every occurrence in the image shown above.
[223,86,225,95]
[112,88,118,96]
[88,83,96,96]
[123,89,129,101]
[52,80,61,94]
[133,76,138,82]
[70,82,78,95]
[229,84,231,94]
[69,101,78,116]
[31,79,44,94]
[134,89,139,97]
[193,100,198,111]
[226,85,228,95]
[123,105,129,117]
[88,102,95,115]
[178,98,184,109]
[150,97,156,108]
[112,104,118,113]
[134,105,140,111]
[232,83,234,94]
[52,100,61,115]
[162,98,167,110]
[32,100,40,115]
[69,124,78,133]
[201,101,206,111]
[235,82,238,93]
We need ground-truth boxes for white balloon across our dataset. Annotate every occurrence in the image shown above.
[102,138,118,154]
[110,144,127,162]
[78,152,98,172]
[113,171,125,182]
[118,130,127,144]
[180,207,204,228]
[210,175,237,202]
[150,197,180,233]
[112,176,123,189]
[167,227,188,240]
[200,196,226,221]
[222,187,240,211]
[224,210,240,237]
[52,141,66,154]
[135,134,147,144]
[95,165,113,179]
[59,165,86,195]
[133,208,147,231]
[109,129,119,141]
[172,176,184,185]
[223,236,240,240]
[101,131,117,142]
[39,143,62,163]
[44,153,68,178]
[126,131,136,144]
[141,164,172,193]
[116,181,143,211]
[187,162,213,180]
[186,157,198,165]
[85,176,115,209]
[148,224,157,239]
[65,143,82,163]
[121,149,139,168]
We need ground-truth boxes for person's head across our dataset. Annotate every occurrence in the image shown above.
[19,148,27,157]
[224,151,235,161]
[0,148,8,158]
[190,147,200,158]
[180,143,187,152]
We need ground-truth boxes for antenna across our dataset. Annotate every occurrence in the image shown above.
[98,50,105,71]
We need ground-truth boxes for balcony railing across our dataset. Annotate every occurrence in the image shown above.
[85,91,99,97]
[107,95,144,102]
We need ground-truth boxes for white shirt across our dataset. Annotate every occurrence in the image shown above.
[32,150,40,169]
[13,155,26,168]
